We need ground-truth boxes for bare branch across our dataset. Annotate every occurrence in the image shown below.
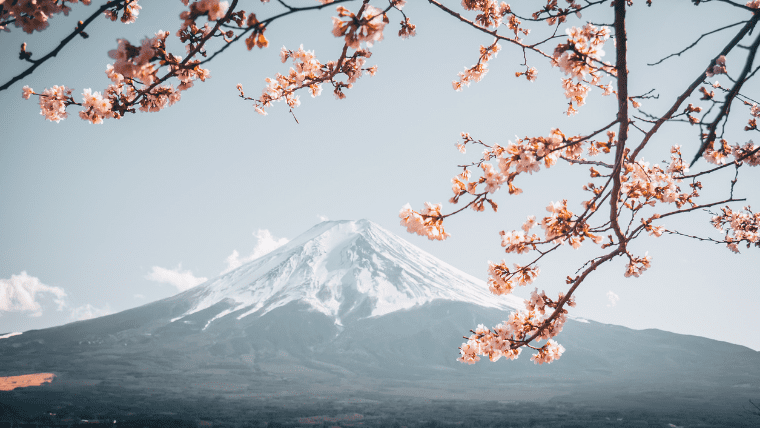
[691,29,760,166]
[629,14,760,162]
[648,21,747,66]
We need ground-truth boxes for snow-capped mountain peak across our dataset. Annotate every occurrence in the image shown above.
[172,220,523,329]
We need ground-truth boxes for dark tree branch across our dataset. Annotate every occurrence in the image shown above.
[629,13,760,162]
[691,28,760,166]
[609,0,629,247]
[0,0,126,94]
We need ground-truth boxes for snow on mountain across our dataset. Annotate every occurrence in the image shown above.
[172,219,524,329]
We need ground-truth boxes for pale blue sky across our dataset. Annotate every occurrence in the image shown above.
[1,1,759,350]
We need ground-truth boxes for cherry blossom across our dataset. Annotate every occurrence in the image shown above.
[331,4,388,49]
[38,85,73,123]
[79,88,113,124]
[705,55,727,77]
[1,0,92,34]
[452,43,500,91]
[399,203,450,241]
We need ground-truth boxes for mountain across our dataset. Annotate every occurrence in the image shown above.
[1,219,759,423]
[172,219,525,328]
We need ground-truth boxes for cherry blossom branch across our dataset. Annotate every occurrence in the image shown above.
[200,0,356,65]
[629,13,760,162]
[415,191,490,221]
[518,246,623,347]
[0,0,126,93]
[538,118,619,161]
[691,29,760,165]
[512,0,609,23]
[426,0,553,61]
[680,145,760,179]
[129,0,240,108]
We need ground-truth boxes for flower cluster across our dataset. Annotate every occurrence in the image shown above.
[529,340,565,365]
[180,0,229,24]
[542,200,590,247]
[458,290,571,365]
[552,24,612,114]
[109,30,209,114]
[0,0,91,34]
[398,17,416,39]
[705,55,727,78]
[666,145,689,175]
[448,128,595,206]
[703,139,732,165]
[621,159,694,209]
[515,67,538,82]
[704,139,760,166]
[452,42,501,91]
[79,89,114,124]
[104,0,141,24]
[731,141,760,166]
[624,253,651,278]
[331,5,388,49]
[244,13,269,50]
[36,85,73,123]
[486,261,540,295]
[108,34,162,86]
[500,225,539,255]
[532,1,581,26]
[398,203,450,241]
[711,206,760,253]
[554,24,611,80]
[247,44,376,114]
[461,0,510,29]
[24,23,213,122]
[640,218,665,238]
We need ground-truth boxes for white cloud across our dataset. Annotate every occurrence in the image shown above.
[71,304,111,321]
[0,271,67,316]
[145,264,208,292]
[318,215,329,222]
[222,229,289,274]
[606,290,620,307]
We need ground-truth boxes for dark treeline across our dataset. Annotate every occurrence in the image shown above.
[1,387,758,428]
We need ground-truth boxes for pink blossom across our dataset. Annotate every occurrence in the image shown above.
[78,88,113,124]
[22,86,34,100]
[530,340,565,365]
[331,5,387,49]
[38,85,72,123]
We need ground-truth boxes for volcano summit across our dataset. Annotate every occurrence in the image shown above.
[173,219,524,329]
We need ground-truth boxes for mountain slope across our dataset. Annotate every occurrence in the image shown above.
[0,219,758,409]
